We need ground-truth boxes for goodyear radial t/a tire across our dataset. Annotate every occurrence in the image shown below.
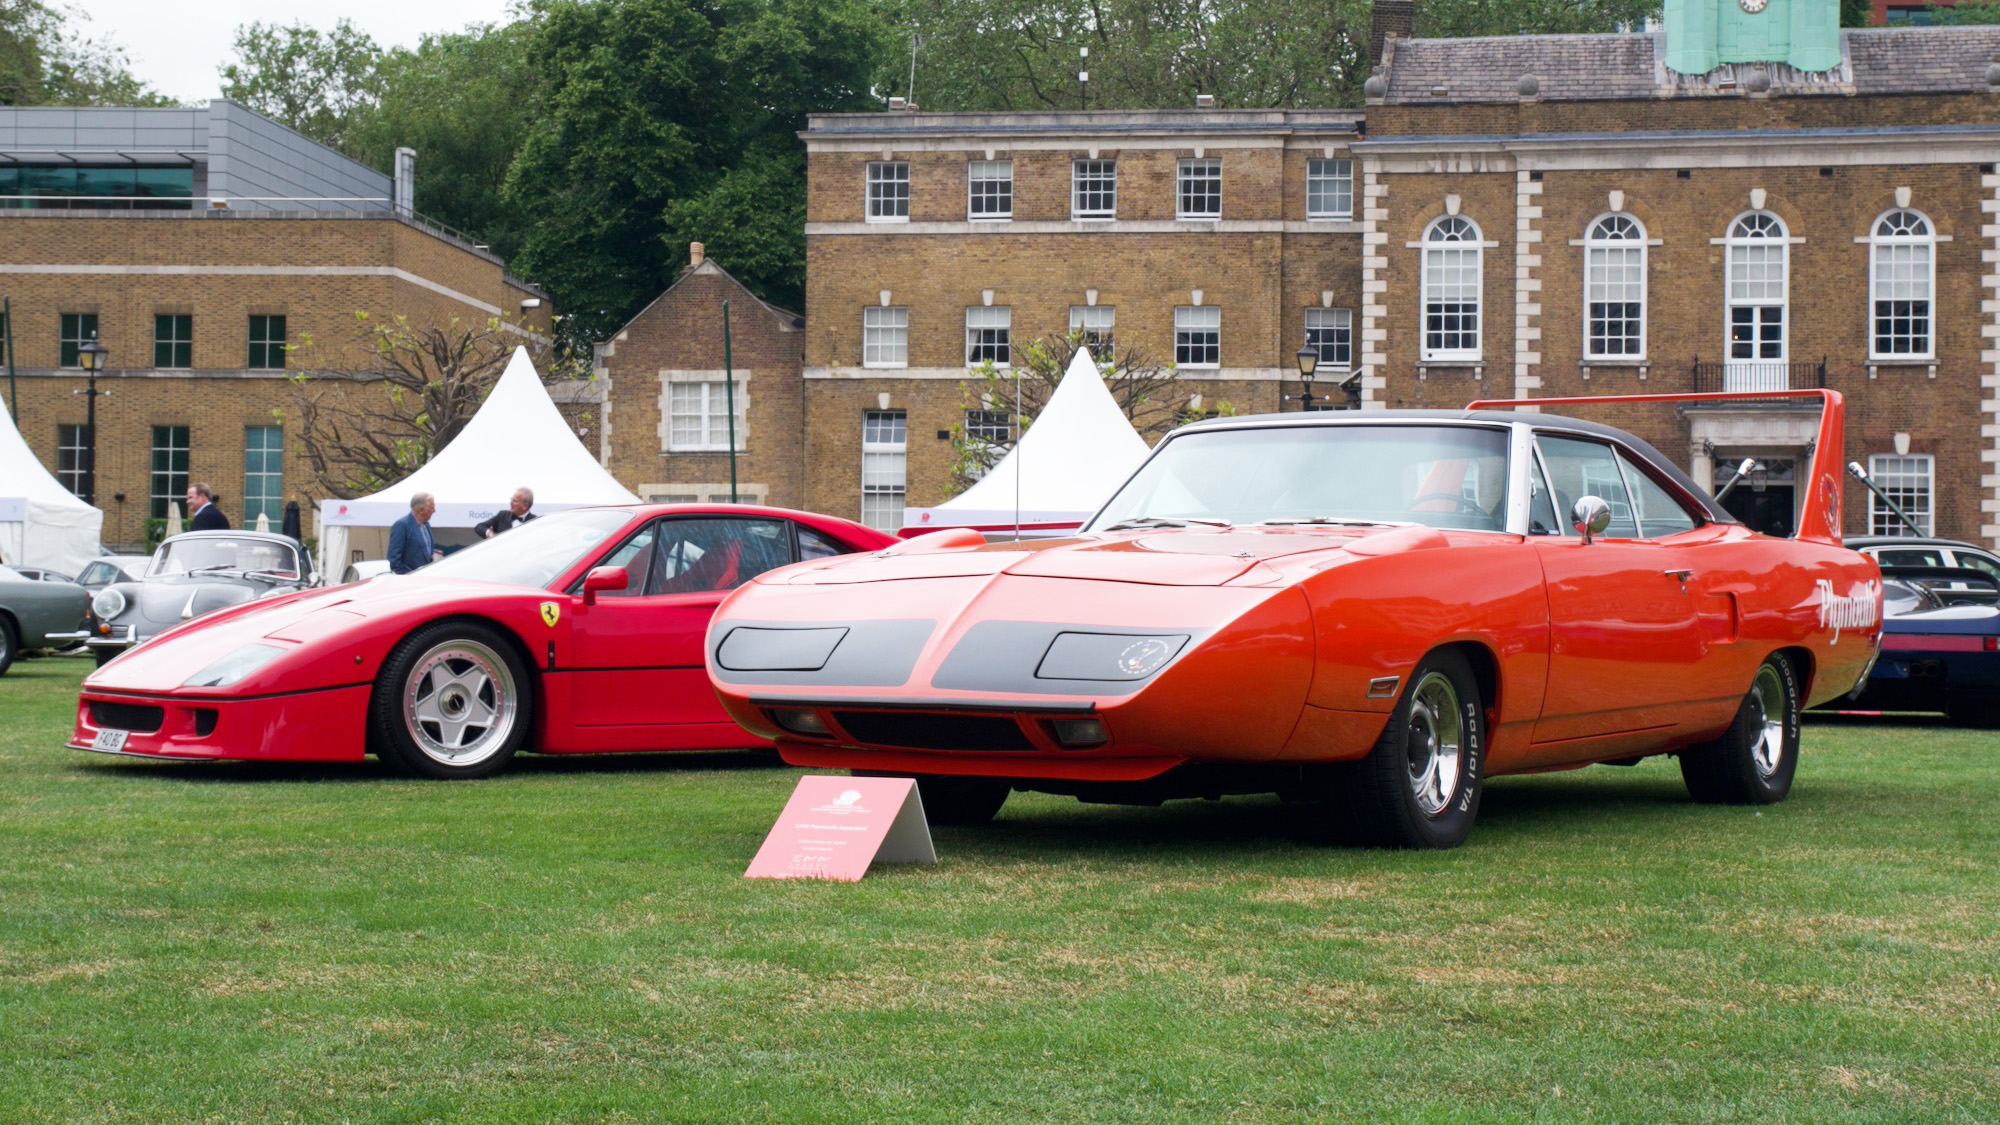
[1348,649,1485,849]
[1680,654,1799,805]
[371,621,532,780]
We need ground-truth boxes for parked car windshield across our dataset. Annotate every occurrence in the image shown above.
[1087,423,1512,533]
[416,508,634,589]
[150,536,305,578]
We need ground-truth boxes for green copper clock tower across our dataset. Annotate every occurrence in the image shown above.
[1663,0,1840,75]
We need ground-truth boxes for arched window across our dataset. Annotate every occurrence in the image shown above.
[1584,214,1646,360]
[1422,215,1481,361]
[1870,209,1934,359]
[1725,211,1788,389]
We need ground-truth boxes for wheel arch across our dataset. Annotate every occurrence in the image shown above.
[1771,645,1814,698]
[1435,638,1500,718]
[389,612,541,682]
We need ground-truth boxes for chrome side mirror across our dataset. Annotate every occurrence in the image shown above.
[1571,495,1612,544]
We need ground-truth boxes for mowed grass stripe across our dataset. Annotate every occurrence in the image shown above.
[2,656,1995,1122]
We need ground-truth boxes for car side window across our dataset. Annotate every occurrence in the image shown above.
[1949,551,2000,580]
[1528,455,1563,536]
[1877,548,1945,568]
[592,523,659,598]
[654,519,794,594]
[798,526,847,560]
[1535,435,1639,538]
[79,561,113,586]
[1615,449,1698,538]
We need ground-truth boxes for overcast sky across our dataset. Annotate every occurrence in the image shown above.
[70,0,520,105]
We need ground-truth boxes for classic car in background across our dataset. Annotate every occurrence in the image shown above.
[59,531,316,667]
[1818,566,2000,727]
[73,555,151,593]
[1847,536,2000,605]
[70,505,898,778]
[0,564,89,675]
[706,391,1882,848]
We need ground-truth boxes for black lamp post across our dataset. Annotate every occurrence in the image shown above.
[1295,344,1319,411]
[75,333,108,505]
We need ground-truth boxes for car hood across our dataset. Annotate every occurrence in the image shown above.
[114,579,261,624]
[776,524,1452,588]
[1883,603,2000,634]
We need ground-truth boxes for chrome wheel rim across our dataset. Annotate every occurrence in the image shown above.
[401,638,517,767]
[1405,670,1463,817]
[1749,663,1788,779]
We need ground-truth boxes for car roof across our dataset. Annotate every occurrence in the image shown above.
[161,530,304,546]
[1167,408,1736,525]
[1847,536,1998,555]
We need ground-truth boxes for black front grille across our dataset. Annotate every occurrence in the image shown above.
[192,708,218,737]
[89,701,164,733]
[832,710,1034,752]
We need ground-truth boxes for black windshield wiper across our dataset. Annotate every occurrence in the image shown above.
[1101,516,1232,531]
[1256,516,1412,527]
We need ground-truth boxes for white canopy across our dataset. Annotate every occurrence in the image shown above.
[315,347,639,576]
[903,347,1153,531]
[0,399,103,576]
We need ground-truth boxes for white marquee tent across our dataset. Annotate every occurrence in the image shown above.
[0,399,103,576]
[315,347,639,577]
[902,347,1153,534]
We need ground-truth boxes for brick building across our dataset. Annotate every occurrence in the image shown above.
[0,102,551,551]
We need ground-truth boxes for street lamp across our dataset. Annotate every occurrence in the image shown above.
[75,333,108,505]
[1295,344,1319,411]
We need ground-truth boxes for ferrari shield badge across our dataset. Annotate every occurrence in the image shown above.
[539,601,561,628]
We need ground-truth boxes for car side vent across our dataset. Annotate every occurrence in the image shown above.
[89,701,164,733]
[832,711,1035,752]
[192,708,219,737]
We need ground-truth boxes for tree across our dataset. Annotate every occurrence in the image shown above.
[504,0,890,348]
[0,0,171,107]
[220,20,384,151]
[348,24,538,260]
[1923,2,2000,23]
[288,314,546,498]
[947,331,1231,496]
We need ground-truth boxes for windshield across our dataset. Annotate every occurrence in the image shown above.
[414,508,633,589]
[1086,423,1512,532]
[151,536,305,578]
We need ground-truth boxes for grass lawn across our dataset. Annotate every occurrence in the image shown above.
[2,655,1996,1123]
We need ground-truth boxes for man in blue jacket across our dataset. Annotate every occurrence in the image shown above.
[388,492,440,574]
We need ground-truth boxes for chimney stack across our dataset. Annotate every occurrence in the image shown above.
[690,242,705,267]
[1371,0,1414,68]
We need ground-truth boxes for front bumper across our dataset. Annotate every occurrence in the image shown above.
[70,683,372,762]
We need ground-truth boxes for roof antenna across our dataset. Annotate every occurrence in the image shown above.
[1012,352,1022,541]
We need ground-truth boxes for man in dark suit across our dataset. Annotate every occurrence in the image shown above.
[186,483,230,531]
[473,487,537,538]
[388,492,440,574]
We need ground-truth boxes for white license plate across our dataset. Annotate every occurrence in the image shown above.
[91,728,129,752]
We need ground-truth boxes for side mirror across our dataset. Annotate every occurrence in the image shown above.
[1571,496,1612,545]
[581,564,629,606]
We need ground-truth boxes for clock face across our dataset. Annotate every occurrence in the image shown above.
[1739,0,1768,11]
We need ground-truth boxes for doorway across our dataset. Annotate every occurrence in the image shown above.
[1716,456,1795,537]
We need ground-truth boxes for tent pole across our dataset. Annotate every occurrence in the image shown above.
[722,300,738,503]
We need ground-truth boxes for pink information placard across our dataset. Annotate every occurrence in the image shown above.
[745,775,937,881]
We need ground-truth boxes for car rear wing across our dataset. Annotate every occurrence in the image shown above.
[1465,389,1847,547]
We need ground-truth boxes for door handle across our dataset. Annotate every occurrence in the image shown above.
[1665,568,1694,592]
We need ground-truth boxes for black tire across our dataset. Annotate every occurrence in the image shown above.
[0,615,17,677]
[1944,693,2000,729]
[856,770,1010,826]
[1345,649,1486,848]
[370,621,533,779]
[93,647,118,669]
[1680,654,1799,805]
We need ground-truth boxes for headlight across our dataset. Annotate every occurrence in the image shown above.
[91,588,127,620]
[183,644,288,688]
[1036,632,1190,682]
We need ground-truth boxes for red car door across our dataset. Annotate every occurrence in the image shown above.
[1529,434,1719,749]
[558,516,799,747]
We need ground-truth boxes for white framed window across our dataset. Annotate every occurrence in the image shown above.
[55,422,87,495]
[861,410,907,531]
[1304,307,1352,369]
[1870,209,1934,359]
[963,409,1012,480]
[1421,215,1482,361]
[965,306,1011,366]
[1072,159,1116,220]
[863,306,907,368]
[668,379,746,451]
[866,161,909,222]
[1727,211,1787,364]
[1175,305,1220,367]
[1177,158,1221,219]
[1868,453,1933,536]
[1584,214,1646,360]
[1307,159,1353,219]
[1070,305,1115,356]
[968,159,1012,220]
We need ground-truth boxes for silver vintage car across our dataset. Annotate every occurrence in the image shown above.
[68,530,316,667]
[0,564,90,675]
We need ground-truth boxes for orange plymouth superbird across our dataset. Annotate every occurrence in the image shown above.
[706,392,1882,847]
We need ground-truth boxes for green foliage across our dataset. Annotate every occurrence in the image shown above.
[504,0,890,347]
[0,0,171,107]
[220,19,386,151]
[347,23,539,261]
[1922,1,2000,23]
[1841,0,1876,25]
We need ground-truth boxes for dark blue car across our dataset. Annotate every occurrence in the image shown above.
[1831,566,2000,727]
